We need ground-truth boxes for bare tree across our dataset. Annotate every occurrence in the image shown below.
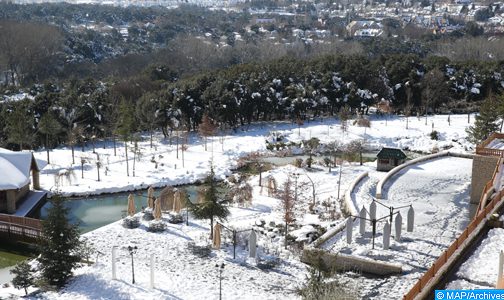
[281,177,295,249]
[198,113,217,151]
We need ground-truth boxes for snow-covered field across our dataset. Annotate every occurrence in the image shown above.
[1,114,478,299]
[35,114,474,197]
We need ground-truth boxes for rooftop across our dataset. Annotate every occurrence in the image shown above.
[376,147,407,160]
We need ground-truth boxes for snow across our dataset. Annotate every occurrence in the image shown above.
[486,138,504,150]
[0,149,35,190]
[0,113,480,299]
[447,228,504,290]
[323,156,473,298]
[31,114,474,198]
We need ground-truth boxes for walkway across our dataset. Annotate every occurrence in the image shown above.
[325,156,473,299]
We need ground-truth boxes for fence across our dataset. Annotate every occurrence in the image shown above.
[476,133,504,157]
[0,213,42,242]
[403,155,504,300]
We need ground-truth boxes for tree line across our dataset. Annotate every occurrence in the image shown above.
[1,52,504,151]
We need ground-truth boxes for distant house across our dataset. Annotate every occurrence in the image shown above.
[254,18,276,25]
[376,148,407,171]
[0,149,42,214]
[346,20,383,37]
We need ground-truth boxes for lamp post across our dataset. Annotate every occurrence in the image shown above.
[215,262,225,300]
[337,162,343,200]
[127,245,138,284]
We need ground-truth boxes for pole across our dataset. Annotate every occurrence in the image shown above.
[233,230,236,259]
[131,252,135,284]
[337,163,342,199]
[111,246,116,280]
[372,219,376,250]
[150,254,154,289]
[219,267,222,300]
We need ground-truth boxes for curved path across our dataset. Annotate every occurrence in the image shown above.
[328,156,474,299]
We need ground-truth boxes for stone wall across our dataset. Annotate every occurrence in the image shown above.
[470,155,499,204]
[301,248,402,276]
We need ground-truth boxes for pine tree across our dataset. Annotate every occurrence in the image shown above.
[188,167,229,239]
[466,97,500,144]
[38,112,62,164]
[38,195,82,289]
[10,260,34,295]
[115,101,136,177]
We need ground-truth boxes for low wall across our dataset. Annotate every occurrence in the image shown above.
[343,172,368,217]
[312,172,368,249]
[302,247,402,276]
[376,151,474,199]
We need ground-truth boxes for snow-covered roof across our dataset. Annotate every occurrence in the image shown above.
[0,148,38,190]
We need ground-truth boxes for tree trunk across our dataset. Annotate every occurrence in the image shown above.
[113,135,117,156]
[132,148,136,177]
[150,127,153,148]
[210,216,214,240]
[176,134,179,159]
[125,142,129,177]
[71,144,75,165]
[97,164,100,181]
[360,149,363,166]
[46,133,50,164]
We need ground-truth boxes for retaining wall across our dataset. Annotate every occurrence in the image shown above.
[376,151,474,199]
[301,247,402,276]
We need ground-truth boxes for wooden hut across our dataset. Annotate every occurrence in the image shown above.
[0,148,42,214]
[376,147,406,172]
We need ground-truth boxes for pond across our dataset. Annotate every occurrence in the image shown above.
[34,184,215,234]
[0,183,222,284]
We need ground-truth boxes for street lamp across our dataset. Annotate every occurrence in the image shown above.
[215,262,225,300]
[127,245,138,284]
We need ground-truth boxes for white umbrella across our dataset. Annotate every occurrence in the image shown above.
[147,186,155,209]
[249,230,257,258]
[395,212,402,242]
[173,190,182,213]
[213,223,221,249]
[154,198,162,220]
[127,194,136,216]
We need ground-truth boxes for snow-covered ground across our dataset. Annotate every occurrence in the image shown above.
[36,114,474,197]
[324,157,473,299]
[447,228,504,290]
[1,113,477,299]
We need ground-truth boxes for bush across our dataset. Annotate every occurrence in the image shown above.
[10,260,34,295]
[187,242,211,258]
[147,220,166,232]
[142,210,154,221]
[305,157,314,168]
[430,130,439,140]
[294,158,303,168]
[168,213,184,224]
[257,257,280,270]
[122,216,140,229]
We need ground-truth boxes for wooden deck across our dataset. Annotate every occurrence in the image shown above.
[0,214,42,243]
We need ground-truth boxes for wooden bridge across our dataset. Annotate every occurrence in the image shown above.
[0,214,42,243]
